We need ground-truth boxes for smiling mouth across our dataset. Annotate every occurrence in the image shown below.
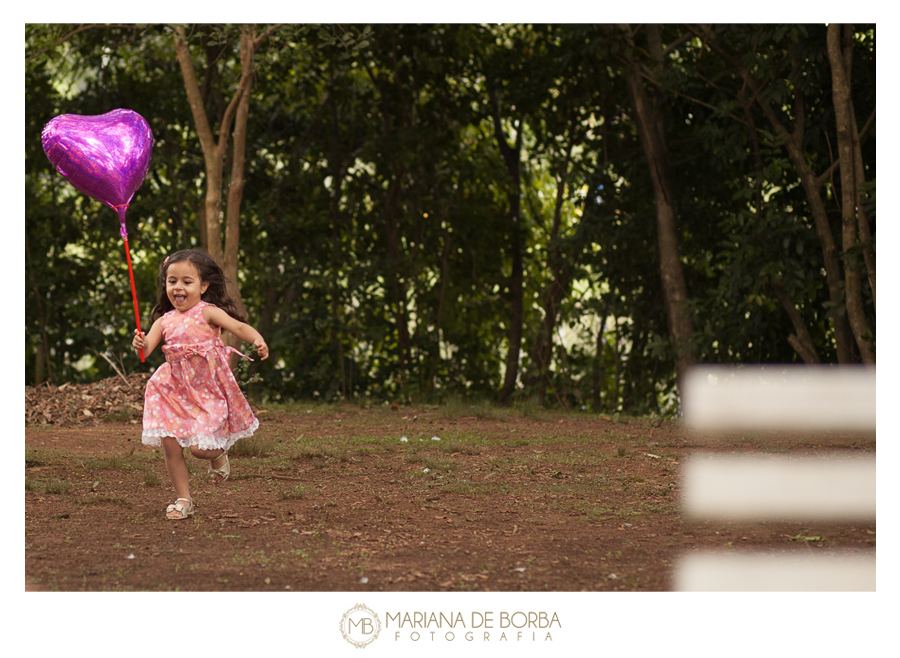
[173,294,187,304]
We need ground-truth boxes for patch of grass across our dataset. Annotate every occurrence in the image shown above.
[294,445,326,460]
[292,443,350,462]
[85,455,130,470]
[512,396,552,420]
[229,436,277,458]
[422,455,457,472]
[142,472,162,487]
[280,485,308,500]
[264,400,349,416]
[439,442,482,456]
[43,478,72,495]
[327,447,351,463]
[440,395,505,420]
[231,549,278,567]
[584,507,615,521]
[639,502,675,514]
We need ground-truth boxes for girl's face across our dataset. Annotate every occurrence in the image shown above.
[165,260,208,312]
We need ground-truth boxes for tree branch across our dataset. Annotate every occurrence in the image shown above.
[661,32,692,60]
[636,66,757,131]
[253,23,283,49]
[815,107,876,189]
[27,24,141,59]
[173,25,219,159]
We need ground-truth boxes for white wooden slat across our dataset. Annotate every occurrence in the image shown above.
[675,551,875,592]
[681,453,876,521]
[682,365,876,432]
[676,365,877,591]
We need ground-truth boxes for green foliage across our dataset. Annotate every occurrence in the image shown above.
[25,23,875,412]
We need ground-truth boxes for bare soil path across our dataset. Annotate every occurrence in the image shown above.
[25,383,875,592]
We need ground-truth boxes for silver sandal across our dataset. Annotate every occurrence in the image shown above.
[208,452,231,485]
[166,498,194,520]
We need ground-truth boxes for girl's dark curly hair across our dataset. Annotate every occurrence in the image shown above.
[149,249,247,324]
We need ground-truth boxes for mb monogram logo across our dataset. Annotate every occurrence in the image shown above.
[340,604,382,648]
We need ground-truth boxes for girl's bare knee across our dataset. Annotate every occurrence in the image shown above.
[161,437,184,459]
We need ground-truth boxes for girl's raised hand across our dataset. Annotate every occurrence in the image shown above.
[132,328,146,352]
[253,337,269,361]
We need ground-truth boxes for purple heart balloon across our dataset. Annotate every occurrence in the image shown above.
[42,108,154,234]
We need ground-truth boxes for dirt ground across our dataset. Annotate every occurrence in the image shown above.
[24,388,876,592]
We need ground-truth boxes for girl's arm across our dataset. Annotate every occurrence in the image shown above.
[204,306,269,360]
[133,318,163,358]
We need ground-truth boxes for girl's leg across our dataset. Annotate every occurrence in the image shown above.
[162,436,192,502]
[190,446,230,484]
[190,446,226,464]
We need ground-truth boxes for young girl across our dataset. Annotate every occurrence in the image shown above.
[132,249,269,520]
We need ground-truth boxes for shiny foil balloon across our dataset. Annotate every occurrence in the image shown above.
[42,108,154,362]
[42,109,154,232]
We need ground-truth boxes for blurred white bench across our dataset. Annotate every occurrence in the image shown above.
[675,365,876,592]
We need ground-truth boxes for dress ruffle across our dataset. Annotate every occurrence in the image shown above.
[141,418,259,451]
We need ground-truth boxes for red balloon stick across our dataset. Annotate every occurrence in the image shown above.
[123,237,144,362]
[115,206,144,363]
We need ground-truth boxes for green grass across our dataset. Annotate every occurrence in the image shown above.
[228,436,278,458]
[84,455,130,470]
[439,395,506,420]
[280,484,309,500]
[34,478,72,495]
[47,478,73,495]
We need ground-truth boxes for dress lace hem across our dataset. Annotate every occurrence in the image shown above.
[141,417,259,451]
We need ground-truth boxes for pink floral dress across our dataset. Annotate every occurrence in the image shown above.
[141,301,258,451]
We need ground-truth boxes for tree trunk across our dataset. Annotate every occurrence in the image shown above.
[852,108,876,311]
[692,26,857,363]
[529,122,577,405]
[840,27,876,312]
[428,225,453,393]
[222,27,253,307]
[329,168,348,399]
[490,88,526,406]
[26,229,52,385]
[591,303,610,413]
[174,23,278,272]
[827,24,875,364]
[174,24,279,363]
[770,278,820,364]
[384,171,413,381]
[618,24,697,392]
[361,49,413,388]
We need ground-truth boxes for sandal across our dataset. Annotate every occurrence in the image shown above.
[166,498,194,520]
[208,452,231,485]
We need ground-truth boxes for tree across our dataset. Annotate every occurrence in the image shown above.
[826,23,875,363]
[173,24,283,320]
[616,24,697,389]
[26,23,875,411]
[690,24,873,363]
